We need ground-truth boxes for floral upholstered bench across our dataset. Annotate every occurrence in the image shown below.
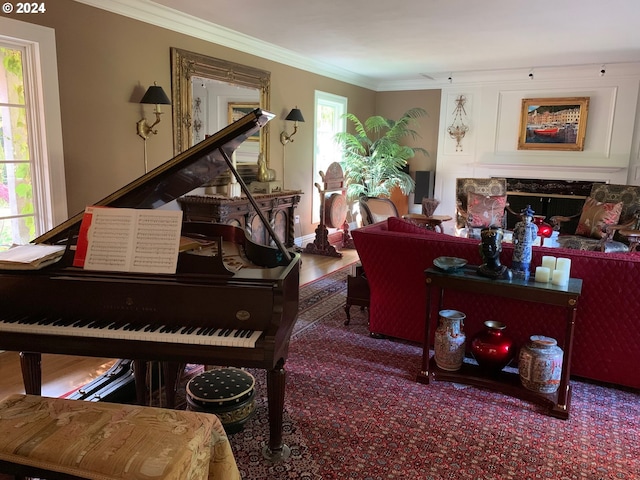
[0,394,240,480]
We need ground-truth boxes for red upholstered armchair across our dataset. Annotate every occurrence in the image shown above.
[550,183,640,252]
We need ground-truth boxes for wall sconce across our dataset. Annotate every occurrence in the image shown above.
[136,82,171,140]
[447,95,469,152]
[279,107,305,145]
[136,81,171,172]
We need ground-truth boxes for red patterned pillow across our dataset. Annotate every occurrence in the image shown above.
[466,192,507,227]
[575,197,623,239]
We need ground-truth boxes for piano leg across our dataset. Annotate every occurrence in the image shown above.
[262,359,291,461]
[133,359,147,405]
[19,352,42,395]
[162,361,179,408]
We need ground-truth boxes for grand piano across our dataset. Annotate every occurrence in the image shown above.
[0,109,301,460]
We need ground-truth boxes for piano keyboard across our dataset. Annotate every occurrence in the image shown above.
[0,314,262,348]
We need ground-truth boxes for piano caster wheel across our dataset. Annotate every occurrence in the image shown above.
[262,443,291,461]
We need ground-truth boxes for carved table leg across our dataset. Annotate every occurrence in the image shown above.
[19,352,42,395]
[262,359,290,461]
[344,302,352,325]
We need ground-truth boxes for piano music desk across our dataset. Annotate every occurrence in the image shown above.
[0,394,240,480]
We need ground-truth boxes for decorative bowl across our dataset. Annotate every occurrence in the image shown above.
[433,256,467,271]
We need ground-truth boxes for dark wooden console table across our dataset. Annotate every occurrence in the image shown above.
[418,267,582,419]
[178,191,302,248]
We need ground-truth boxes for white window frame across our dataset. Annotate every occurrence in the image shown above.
[312,91,347,223]
[0,17,67,238]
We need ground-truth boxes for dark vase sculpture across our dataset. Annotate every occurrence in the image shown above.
[470,320,515,373]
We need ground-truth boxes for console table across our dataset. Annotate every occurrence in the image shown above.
[418,267,582,419]
[178,191,302,248]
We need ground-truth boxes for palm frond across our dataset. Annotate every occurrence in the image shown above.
[336,107,428,200]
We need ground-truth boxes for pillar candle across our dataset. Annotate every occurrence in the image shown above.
[556,257,571,277]
[541,256,556,271]
[551,269,569,286]
[534,266,551,283]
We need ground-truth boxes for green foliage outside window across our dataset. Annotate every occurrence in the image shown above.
[0,46,34,249]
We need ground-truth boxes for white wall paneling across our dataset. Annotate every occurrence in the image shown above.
[433,67,640,235]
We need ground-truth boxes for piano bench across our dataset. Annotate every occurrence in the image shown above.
[186,367,256,434]
[0,394,240,480]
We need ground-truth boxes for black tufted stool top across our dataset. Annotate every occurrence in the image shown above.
[186,367,256,434]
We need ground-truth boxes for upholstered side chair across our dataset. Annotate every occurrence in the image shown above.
[358,197,399,226]
[550,183,640,252]
[455,177,516,237]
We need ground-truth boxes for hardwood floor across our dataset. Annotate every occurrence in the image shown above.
[0,248,360,399]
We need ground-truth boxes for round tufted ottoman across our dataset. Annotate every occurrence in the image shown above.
[186,367,256,434]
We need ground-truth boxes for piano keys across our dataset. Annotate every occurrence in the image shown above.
[0,314,264,348]
[0,109,300,461]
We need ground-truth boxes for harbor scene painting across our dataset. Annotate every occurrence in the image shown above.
[518,97,589,151]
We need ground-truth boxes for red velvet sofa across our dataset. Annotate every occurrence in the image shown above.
[351,217,640,390]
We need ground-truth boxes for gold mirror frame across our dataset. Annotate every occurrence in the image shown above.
[170,47,271,165]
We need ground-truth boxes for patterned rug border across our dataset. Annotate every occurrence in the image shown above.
[293,264,354,338]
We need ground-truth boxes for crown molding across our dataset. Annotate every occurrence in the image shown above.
[72,0,379,90]
[71,1,640,93]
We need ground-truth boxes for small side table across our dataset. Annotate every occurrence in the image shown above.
[344,264,370,325]
[402,214,452,233]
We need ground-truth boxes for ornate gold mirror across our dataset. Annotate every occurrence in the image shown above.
[170,47,271,181]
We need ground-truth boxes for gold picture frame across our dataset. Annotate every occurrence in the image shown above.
[518,97,589,151]
[228,102,260,141]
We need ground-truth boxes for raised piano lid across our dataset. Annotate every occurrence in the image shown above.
[33,108,294,266]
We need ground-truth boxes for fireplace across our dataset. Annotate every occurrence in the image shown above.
[504,178,600,231]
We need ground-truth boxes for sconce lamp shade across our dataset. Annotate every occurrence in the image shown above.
[280,107,305,146]
[140,83,171,105]
[137,81,171,173]
[285,108,305,123]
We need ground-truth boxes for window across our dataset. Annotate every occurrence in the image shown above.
[312,91,347,223]
[0,45,32,248]
[0,18,66,251]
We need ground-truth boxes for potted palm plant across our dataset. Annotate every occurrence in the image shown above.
[335,107,428,200]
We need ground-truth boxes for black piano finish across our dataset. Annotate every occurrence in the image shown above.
[0,109,300,460]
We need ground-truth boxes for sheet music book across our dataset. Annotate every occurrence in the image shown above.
[73,206,183,274]
[0,244,65,270]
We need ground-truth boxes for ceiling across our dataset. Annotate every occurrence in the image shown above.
[81,0,640,90]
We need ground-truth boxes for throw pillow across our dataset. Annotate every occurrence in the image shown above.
[574,196,623,239]
[466,192,507,228]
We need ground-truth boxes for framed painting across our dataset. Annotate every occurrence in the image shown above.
[228,102,260,141]
[518,97,589,151]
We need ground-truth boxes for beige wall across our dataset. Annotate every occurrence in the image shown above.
[22,0,439,237]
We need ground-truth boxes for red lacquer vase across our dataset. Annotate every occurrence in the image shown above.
[470,320,515,373]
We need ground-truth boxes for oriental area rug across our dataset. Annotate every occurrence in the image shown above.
[24,266,638,480]
[201,265,639,480]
